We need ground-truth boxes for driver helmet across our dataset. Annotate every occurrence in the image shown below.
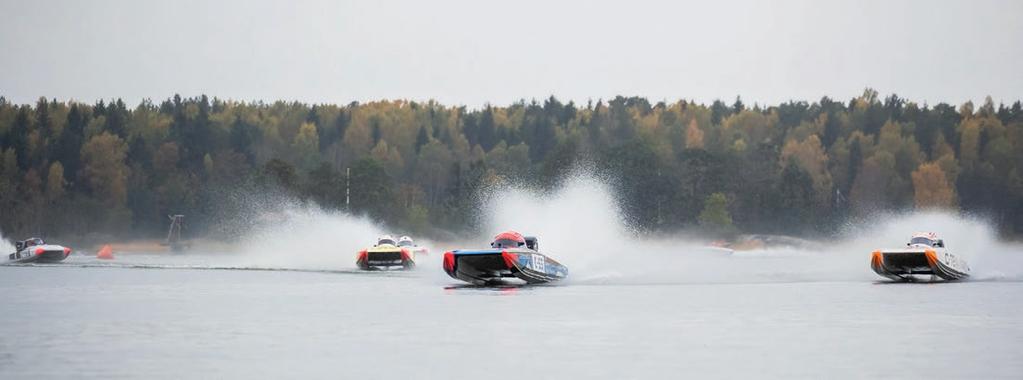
[377,234,396,246]
[491,231,525,249]
[397,236,414,247]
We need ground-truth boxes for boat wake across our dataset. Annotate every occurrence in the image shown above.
[0,259,409,276]
[472,172,1023,286]
[0,233,13,254]
[226,198,421,271]
[4,174,1020,285]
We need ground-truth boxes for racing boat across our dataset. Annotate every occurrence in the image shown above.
[356,235,415,270]
[443,231,568,285]
[6,237,72,264]
[397,235,429,256]
[871,232,970,281]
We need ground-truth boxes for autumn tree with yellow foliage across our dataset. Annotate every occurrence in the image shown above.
[911,162,957,209]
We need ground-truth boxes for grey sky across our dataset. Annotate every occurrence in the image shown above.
[1,0,1020,108]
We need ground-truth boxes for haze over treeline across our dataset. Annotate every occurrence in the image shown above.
[0,90,1021,242]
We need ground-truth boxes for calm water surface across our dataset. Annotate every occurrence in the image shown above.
[1,256,1021,379]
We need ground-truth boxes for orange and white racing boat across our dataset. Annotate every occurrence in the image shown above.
[870,232,970,282]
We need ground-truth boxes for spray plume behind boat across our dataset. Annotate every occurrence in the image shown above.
[471,171,1023,284]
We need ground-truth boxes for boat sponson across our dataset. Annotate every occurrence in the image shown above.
[7,245,69,264]
[445,249,567,285]
[871,249,968,281]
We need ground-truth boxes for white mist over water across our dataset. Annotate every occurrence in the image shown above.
[838,211,1023,281]
[477,173,759,284]
[225,199,447,274]
[177,172,1023,284]
[475,172,1023,284]
[0,233,13,254]
[231,204,387,270]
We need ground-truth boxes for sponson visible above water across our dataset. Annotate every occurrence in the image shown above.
[871,232,970,282]
[356,234,417,270]
[6,237,72,264]
[443,231,568,285]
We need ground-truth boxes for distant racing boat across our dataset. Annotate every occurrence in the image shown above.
[6,237,72,264]
[356,235,416,270]
[397,235,429,256]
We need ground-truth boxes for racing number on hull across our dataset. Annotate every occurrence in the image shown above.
[941,251,966,271]
[529,254,546,273]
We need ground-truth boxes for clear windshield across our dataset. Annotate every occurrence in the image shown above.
[398,240,413,247]
[378,239,396,246]
[910,237,934,246]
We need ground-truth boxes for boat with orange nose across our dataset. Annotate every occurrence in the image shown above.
[871,232,970,281]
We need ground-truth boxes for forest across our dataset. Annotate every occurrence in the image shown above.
[1,89,1021,242]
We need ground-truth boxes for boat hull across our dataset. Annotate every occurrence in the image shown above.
[356,246,415,270]
[871,247,969,281]
[7,245,70,264]
[443,248,567,285]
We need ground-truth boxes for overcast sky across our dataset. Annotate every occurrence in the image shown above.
[1,0,1020,108]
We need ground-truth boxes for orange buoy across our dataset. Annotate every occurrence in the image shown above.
[97,245,114,260]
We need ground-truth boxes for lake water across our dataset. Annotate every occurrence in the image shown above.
[3,184,1023,379]
[1,253,1021,379]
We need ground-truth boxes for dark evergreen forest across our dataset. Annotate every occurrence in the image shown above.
[1,89,1021,242]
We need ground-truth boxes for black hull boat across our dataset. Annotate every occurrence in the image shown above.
[443,232,567,285]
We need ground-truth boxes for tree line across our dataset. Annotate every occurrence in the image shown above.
[1,89,1021,242]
